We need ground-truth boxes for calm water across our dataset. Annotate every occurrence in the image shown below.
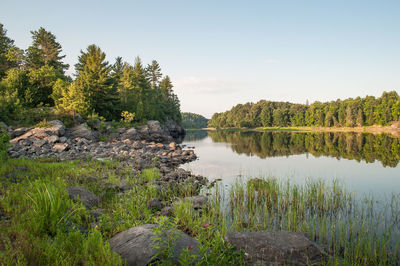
[182,130,400,197]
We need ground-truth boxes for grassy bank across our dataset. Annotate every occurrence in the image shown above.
[1,157,399,264]
[0,158,242,265]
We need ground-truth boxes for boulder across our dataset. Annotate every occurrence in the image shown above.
[10,120,65,144]
[67,187,100,209]
[11,127,28,138]
[181,195,208,209]
[109,224,200,266]
[163,119,185,140]
[104,180,132,192]
[148,198,162,210]
[224,231,325,265]
[47,135,59,144]
[147,120,162,133]
[70,123,97,140]
[52,143,69,152]
[121,127,138,140]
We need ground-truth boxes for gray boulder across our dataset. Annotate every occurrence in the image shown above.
[121,127,138,140]
[70,123,97,140]
[147,120,162,133]
[109,224,200,266]
[104,180,132,192]
[163,119,185,140]
[181,195,209,209]
[11,127,28,138]
[224,231,325,265]
[67,186,100,209]
[10,120,65,144]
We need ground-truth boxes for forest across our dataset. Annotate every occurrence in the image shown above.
[0,23,181,125]
[181,112,209,129]
[208,91,400,128]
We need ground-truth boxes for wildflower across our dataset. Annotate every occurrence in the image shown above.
[202,223,212,229]
[188,245,194,250]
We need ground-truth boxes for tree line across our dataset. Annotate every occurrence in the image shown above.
[207,131,400,167]
[0,23,181,124]
[208,91,400,128]
[181,112,209,129]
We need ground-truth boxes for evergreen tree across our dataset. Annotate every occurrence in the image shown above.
[145,60,162,89]
[61,45,119,119]
[111,56,124,84]
[25,65,59,106]
[25,27,69,74]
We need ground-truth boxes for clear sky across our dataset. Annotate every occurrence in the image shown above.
[2,0,399,118]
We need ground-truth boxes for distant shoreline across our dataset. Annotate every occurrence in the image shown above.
[197,124,400,137]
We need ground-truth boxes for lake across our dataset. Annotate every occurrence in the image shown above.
[182,130,400,197]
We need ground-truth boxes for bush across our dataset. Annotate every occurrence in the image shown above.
[0,132,10,161]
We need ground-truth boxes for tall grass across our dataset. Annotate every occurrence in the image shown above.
[221,177,400,265]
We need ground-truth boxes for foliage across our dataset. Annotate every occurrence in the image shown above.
[209,91,400,128]
[0,131,10,161]
[0,23,182,126]
[25,27,69,74]
[182,112,209,129]
[120,110,135,127]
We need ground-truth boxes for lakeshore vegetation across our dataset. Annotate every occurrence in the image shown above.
[182,112,209,129]
[0,23,181,126]
[208,91,400,129]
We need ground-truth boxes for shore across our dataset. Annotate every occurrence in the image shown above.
[204,123,400,137]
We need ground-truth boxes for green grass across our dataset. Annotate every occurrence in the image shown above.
[0,158,241,265]
[1,155,399,265]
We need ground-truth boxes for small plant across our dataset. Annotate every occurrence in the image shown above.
[120,111,135,128]
[26,179,78,236]
[87,112,106,130]
[0,132,10,161]
[151,216,183,264]
[35,118,51,128]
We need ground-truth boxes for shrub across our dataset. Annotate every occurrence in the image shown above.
[0,132,10,161]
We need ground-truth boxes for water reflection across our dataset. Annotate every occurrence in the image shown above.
[185,130,400,167]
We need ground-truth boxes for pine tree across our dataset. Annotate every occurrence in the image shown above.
[111,56,124,84]
[26,27,69,74]
[61,45,119,119]
[145,60,162,90]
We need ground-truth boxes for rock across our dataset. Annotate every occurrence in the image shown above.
[67,187,100,209]
[163,119,185,141]
[147,120,162,133]
[47,135,59,144]
[182,195,208,209]
[46,120,66,136]
[121,127,138,140]
[161,206,173,216]
[224,231,325,265]
[10,120,65,144]
[11,127,28,138]
[169,142,176,150]
[90,209,104,220]
[70,123,97,140]
[52,143,69,152]
[59,136,67,143]
[105,180,132,192]
[109,224,200,266]
[148,198,162,210]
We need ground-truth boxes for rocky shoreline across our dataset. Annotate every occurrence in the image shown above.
[2,119,327,265]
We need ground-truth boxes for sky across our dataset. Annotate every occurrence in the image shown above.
[1,0,400,118]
